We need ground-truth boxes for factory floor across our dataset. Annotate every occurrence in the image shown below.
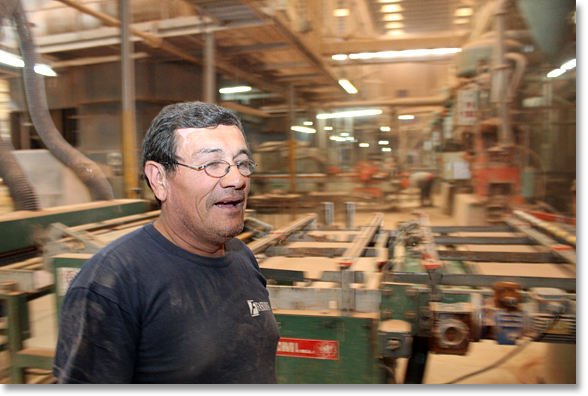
[0,193,577,385]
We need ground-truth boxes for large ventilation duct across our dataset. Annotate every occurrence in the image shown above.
[3,0,114,201]
[516,0,576,61]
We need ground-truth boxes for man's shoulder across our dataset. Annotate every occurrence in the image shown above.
[77,224,155,277]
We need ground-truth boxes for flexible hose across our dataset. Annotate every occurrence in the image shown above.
[0,135,40,211]
[8,0,114,201]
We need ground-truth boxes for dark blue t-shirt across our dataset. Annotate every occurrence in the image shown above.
[53,223,280,383]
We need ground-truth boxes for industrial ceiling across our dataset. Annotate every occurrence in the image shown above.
[0,0,577,114]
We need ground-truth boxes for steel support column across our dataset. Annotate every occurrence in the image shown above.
[120,0,139,198]
[203,31,215,103]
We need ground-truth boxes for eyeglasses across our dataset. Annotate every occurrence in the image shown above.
[173,159,257,178]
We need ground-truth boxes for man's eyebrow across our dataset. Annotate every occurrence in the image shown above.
[190,147,252,160]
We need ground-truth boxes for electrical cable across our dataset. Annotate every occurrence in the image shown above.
[442,312,562,384]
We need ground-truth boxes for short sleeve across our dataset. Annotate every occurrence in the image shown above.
[52,286,140,383]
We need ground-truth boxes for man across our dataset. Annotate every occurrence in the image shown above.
[53,101,280,383]
[409,171,437,207]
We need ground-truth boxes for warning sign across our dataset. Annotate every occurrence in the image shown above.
[276,338,339,360]
[457,90,479,126]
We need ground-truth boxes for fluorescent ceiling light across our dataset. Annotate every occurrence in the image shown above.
[385,22,404,29]
[382,13,404,21]
[324,126,333,130]
[291,126,316,133]
[303,121,313,125]
[398,115,414,120]
[546,69,566,78]
[378,140,389,145]
[329,136,346,142]
[0,49,56,76]
[340,132,350,136]
[317,109,383,119]
[359,143,370,148]
[381,4,402,12]
[455,8,473,17]
[546,58,576,78]
[454,18,469,24]
[334,9,350,17]
[561,59,576,70]
[348,48,461,60]
[34,64,57,77]
[380,126,391,132]
[378,0,401,3]
[338,79,358,94]
[386,30,404,36]
[332,54,348,61]
[382,147,392,152]
[219,86,252,94]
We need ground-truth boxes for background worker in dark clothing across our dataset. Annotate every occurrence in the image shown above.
[409,171,437,207]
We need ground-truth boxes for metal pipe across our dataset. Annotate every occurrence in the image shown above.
[120,0,139,198]
[203,31,215,103]
[288,83,296,193]
[492,0,512,144]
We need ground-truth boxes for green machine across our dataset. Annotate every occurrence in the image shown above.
[0,199,150,258]
[4,208,577,383]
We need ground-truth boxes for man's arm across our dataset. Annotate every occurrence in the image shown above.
[53,286,139,383]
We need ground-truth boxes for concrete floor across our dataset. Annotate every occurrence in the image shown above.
[2,193,577,384]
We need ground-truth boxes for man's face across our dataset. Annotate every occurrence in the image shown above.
[165,125,251,247]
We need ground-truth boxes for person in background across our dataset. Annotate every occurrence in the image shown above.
[53,101,280,383]
[409,171,437,207]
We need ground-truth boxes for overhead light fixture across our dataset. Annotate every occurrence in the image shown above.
[385,22,404,29]
[348,48,461,60]
[338,79,358,94]
[0,49,56,76]
[291,126,316,133]
[547,58,576,78]
[340,132,350,136]
[561,59,576,70]
[324,126,333,130]
[334,9,350,17]
[359,143,370,148]
[219,86,252,94]
[378,0,401,3]
[332,54,348,61]
[398,115,415,120]
[386,30,404,36]
[380,126,391,132]
[378,140,389,145]
[317,109,383,119]
[381,4,402,13]
[455,7,473,17]
[329,136,346,142]
[303,121,313,126]
[454,18,469,25]
[382,13,404,21]
[382,147,392,152]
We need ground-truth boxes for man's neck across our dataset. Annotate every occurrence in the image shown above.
[153,218,226,257]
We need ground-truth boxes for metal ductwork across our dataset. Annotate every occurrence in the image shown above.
[4,0,114,201]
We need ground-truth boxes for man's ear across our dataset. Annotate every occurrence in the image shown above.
[144,161,169,202]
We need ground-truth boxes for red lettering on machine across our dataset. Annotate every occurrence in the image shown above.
[276,338,339,360]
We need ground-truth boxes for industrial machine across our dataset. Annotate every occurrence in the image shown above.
[0,206,576,384]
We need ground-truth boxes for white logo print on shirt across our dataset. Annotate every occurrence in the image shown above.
[247,300,271,317]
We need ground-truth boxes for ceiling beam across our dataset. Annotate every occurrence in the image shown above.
[240,0,345,94]
[322,32,469,55]
[54,0,286,97]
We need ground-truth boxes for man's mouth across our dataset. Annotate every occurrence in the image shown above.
[214,197,244,208]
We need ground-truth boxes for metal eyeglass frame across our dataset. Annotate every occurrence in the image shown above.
[173,159,257,178]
